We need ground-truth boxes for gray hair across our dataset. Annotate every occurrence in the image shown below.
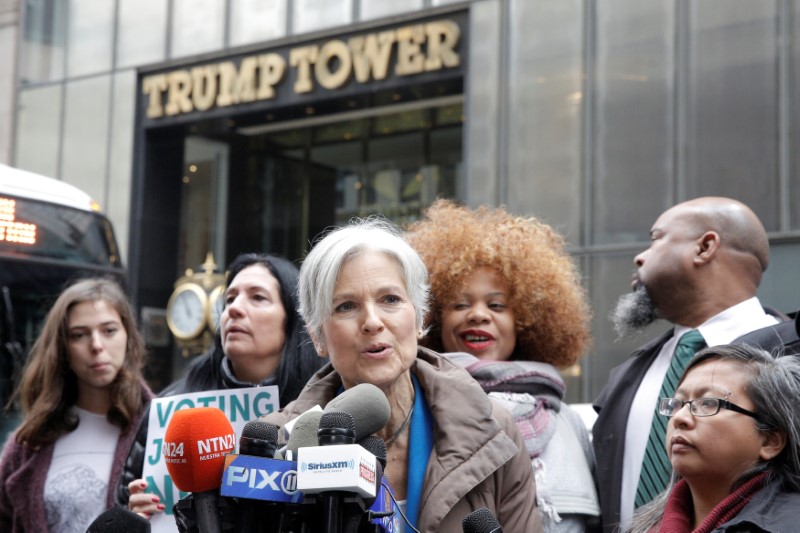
[687,344,800,490]
[626,343,800,532]
[298,217,430,344]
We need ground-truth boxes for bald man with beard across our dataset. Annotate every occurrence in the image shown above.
[591,197,787,533]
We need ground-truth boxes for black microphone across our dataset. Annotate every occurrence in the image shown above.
[237,420,281,533]
[86,507,151,533]
[318,411,357,445]
[358,435,387,469]
[356,435,400,533]
[318,411,356,533]
[224,416,324,533]
[240,419,279,457]
[275,409,327,532]
[462,507,503,533]
[356,435,386,509]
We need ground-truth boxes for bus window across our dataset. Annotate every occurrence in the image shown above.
[0,196,121,267]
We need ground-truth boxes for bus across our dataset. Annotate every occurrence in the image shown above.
[0,164,125,443]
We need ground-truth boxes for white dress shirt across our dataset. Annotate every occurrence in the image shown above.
[618,297,779,528]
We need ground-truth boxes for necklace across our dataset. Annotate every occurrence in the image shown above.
[384,394,415,448]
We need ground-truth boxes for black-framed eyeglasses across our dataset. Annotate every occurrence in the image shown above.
[658,397,760,421]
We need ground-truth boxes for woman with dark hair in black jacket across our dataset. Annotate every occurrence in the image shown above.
[115,253,324,517]
[174,253,322,406]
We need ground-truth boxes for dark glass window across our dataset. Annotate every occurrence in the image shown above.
[0,195,119,267]
[220,100,463,261]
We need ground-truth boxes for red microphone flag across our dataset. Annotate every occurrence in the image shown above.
[163,406,236,493]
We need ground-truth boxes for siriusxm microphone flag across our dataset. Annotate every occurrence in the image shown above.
[296,444,377,498]
[221,454,303,503]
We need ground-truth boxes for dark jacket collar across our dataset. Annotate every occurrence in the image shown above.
[715,478,800,532]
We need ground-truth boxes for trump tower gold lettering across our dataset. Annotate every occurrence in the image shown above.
[142,19,460,119]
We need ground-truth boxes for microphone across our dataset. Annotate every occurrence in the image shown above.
[240,419,279,457]
[358,436,400,533]
[357,435,386,509]
[221,419,306,532]
[285,409,324,460]
[164,407,236,533]
[462,507,503,533]
[234,420,280,532]
[297,411,378,533]
[86,507,150,533]
[323,383,391,441]
[318,410,356,445]
[358,435,387,468]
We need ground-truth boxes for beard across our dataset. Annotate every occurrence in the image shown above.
[610,285,658,340]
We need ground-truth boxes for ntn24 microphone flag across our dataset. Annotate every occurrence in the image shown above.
[163,406,236,493]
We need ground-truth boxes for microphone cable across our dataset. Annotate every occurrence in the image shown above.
[378,480,421,533]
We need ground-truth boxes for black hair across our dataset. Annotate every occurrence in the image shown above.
[181,253,324,406]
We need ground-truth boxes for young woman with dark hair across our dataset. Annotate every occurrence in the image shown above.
[0,278,153,532]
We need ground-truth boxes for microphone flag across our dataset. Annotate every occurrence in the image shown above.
[220,454,303,503]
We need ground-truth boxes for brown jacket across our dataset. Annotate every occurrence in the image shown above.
[261,347,542,533]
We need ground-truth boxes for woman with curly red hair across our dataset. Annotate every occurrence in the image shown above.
[407,199,600,532]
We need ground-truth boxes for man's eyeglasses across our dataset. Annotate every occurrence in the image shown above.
[658,397,760,421]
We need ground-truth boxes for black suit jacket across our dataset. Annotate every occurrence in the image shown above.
[592,309,794,532]
[733,311,800,356]
[591,329,674,533]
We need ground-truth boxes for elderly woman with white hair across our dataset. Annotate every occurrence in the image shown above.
[260,217,541,532]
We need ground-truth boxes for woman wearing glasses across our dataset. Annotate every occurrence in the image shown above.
[627,344,800,532]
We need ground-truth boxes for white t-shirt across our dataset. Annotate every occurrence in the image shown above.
[44,407,120,533]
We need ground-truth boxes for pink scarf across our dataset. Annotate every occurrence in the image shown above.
[655,472,769,533]
[455,356,565,458]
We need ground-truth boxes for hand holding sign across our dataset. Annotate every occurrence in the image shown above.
[129,479,164,518]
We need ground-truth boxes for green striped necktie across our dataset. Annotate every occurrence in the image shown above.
[634,329,706,508]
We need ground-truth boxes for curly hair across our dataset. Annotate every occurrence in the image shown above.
[12,278,147,447]
[406,199,591,368]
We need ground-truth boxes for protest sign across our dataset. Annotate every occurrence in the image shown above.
[142,386,279,533]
